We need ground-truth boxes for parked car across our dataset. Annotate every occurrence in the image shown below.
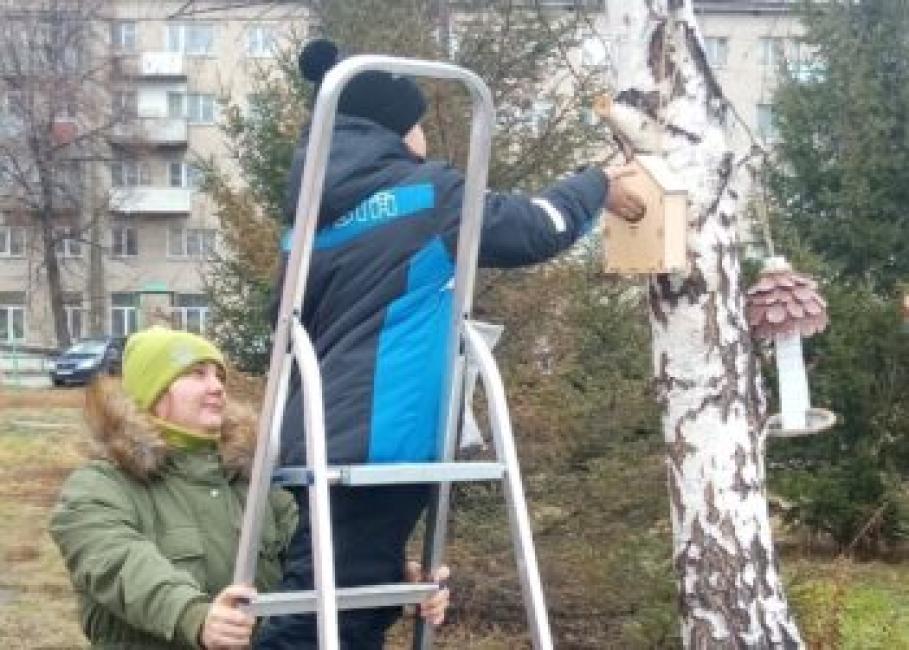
[50,337,125,387]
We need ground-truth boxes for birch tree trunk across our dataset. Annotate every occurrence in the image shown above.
[603,2,802,646]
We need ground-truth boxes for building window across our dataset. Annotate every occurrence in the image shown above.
[110,225,138,257]
[245,25,276,58]
[112,90,138,120]
[63,293,84,340]
[168,226,216,258]
[166,23,214,56]
[54,228,82,258]
[757,103,778,143]
[704,37,728,69]
[174,294,209,334]
[760,37,786,68]
[110,292,138,336]
[0,291,25,342]
[111,21,136,51]
[167,92,215,124]
[0,225,26,257]
[110,160,150,187]
[168,162,203,189]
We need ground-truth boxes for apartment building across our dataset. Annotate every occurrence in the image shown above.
[0,0,800,350]
[0,1,307,349]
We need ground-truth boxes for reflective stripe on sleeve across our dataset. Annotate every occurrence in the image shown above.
[531,197,566,233]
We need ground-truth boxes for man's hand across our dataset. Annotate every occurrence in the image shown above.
[200,584,257,650]
[604,164,647,223]
[405,561,451,626]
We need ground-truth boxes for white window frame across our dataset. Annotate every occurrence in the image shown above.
[167,92,216,124]
[0,225,26,257]
[174,294,209,334]
[110,224,138,257]
[64,302,84,340]
[0,303,25,342]
[111,21,136,51]
[704,36,729,69]
[110,293,138,337]
[110,159,151,187]
[54,228,82,258]
[245,24,276,58]
[168,161,202,189]
[168,225,216,259]
[166,23,214,56]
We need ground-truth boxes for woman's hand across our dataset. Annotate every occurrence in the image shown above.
[200,584,257,649]
[405,561,451,626]
[604,164,647,223]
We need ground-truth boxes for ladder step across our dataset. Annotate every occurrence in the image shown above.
[273,462,505,487]
[246,583,440,617]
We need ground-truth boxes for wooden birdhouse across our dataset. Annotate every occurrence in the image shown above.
[602,155,688,275]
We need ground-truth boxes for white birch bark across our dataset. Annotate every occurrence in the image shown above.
[603,1,803,647]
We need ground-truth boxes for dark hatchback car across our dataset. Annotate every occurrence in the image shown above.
[50,337,125,386]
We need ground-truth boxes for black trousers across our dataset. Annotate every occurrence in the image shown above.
[255,484,430,650]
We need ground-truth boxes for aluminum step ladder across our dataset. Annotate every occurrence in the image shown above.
[233,54,553,650]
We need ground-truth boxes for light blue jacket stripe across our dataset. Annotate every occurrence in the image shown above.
[368,237,454,462]
[303,183,436,251]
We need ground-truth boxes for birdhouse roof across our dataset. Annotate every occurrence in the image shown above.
[635,155,687,194]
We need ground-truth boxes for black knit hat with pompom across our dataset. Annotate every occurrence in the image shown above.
[299,38,426,137]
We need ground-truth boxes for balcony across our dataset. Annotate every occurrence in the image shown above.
[141,52,185,78]
[109,187,191,215]
[110,117,188,146]
[112,52,186,78]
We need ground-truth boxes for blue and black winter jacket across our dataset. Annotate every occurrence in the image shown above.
[278,115,608,466]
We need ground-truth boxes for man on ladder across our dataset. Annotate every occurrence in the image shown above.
[255,39,646,650]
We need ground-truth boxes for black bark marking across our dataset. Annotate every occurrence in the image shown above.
[615,88,662,121]
[700,152,735,228]
[732,445,755,499]
[667,122,702,145]
[650,281,669,327]
[669,464,685,524]
[679,21,725,113]
[655,266,708,310]
[705,483,720,525]
[649,20,676,85]
[704,292,720,350]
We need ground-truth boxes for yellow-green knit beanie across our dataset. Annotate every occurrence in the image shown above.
[122,326,225,411]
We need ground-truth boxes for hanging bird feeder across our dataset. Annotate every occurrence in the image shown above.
[745,256,836,437]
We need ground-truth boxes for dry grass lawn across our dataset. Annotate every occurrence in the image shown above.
[0,387,89,649]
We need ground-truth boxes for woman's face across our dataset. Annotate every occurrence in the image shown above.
[153,361,226,433]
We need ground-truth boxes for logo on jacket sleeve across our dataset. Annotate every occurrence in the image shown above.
[313,183,436,250]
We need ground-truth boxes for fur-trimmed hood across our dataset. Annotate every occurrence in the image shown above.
[84,377,259,480]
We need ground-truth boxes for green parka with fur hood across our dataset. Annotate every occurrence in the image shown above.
[49,379,298,649]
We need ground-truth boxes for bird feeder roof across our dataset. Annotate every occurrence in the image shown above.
[745,258,828,339]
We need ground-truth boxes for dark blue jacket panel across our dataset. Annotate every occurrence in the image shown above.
[279,116,607,466]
